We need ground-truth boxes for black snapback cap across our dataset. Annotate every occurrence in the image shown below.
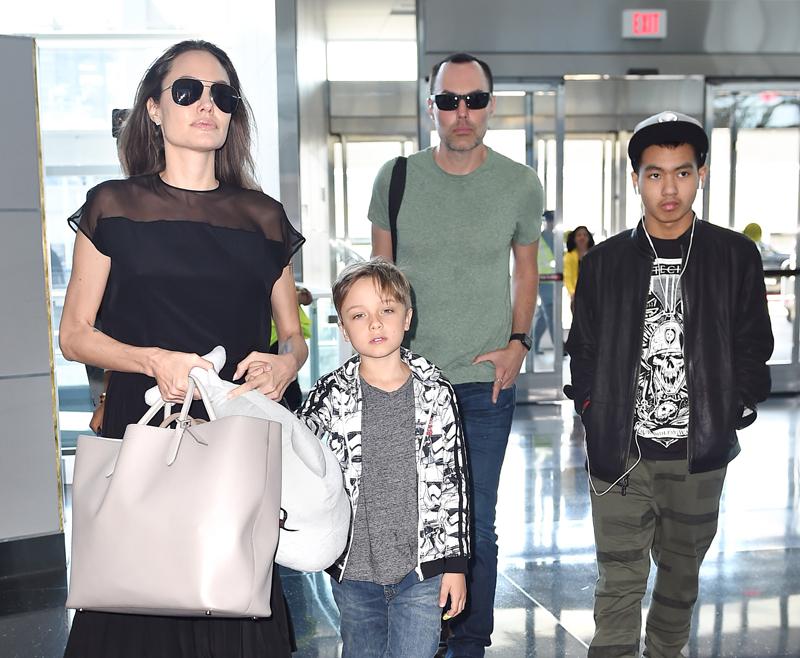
[628,110,709,171]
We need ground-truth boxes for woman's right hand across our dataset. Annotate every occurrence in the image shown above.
[150,349,213,402]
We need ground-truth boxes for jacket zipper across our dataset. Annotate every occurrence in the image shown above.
[680,241,693,471]
[335,400,358,583]
[415,397,436,580]
[337,500,357,582]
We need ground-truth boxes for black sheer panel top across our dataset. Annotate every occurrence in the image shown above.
[69,174,304,436]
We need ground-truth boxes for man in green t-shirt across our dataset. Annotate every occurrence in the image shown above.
[370,52,543,658]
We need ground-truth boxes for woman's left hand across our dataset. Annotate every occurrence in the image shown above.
[229,351,299,401]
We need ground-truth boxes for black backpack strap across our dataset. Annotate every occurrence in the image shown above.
[388,156,407,262]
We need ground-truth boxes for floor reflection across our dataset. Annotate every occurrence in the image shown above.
[2,399,799,657]
[493,398,800,657]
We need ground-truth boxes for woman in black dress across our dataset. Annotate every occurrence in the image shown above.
[59,40,305,657]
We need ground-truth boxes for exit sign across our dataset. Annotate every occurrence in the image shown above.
[622,9,668,39]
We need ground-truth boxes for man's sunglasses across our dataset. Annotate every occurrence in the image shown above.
[429,91,491,111]
[162,77,240,114]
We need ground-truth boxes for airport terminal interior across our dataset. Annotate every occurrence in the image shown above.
[1,1,800,656]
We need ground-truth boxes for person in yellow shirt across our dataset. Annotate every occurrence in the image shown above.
[564,225,595,307]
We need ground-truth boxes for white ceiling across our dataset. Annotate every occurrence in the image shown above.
[323,0,416,41]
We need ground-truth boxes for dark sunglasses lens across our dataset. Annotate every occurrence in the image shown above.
[465,92,491,110]
[434,92,490,111]
[434,93,459,111]
[171,78,203,106]
[211,83,239,114]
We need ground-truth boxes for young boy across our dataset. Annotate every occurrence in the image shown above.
[298,258,469,658]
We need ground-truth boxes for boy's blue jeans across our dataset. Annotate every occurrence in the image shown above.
[446,383,516,658]
[331,570,443,658]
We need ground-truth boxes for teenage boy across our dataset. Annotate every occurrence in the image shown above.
[566,111,773,657]
[298,258,470,658]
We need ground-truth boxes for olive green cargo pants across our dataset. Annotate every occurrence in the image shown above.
[588,458,726,658]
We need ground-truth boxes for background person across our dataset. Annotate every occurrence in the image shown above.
[563,225,595,305]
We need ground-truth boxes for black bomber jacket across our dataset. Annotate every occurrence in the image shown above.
[565,219,774,483]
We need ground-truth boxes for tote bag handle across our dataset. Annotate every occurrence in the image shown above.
[131,370,217,467]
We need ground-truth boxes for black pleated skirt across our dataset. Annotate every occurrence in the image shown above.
[64,568,293,657]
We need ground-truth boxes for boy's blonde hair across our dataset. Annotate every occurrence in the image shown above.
[333,257,412,316]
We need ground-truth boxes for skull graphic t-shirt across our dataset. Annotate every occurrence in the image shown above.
[634,232,690,460]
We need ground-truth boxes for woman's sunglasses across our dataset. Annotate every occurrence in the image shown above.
[429,91,491,111]
[162,77,240,114]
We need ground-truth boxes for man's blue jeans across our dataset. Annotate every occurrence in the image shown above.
[446,382,516,658]
[331,570,443,658]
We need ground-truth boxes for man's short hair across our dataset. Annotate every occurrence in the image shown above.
[628,110,708,172]
[333,257,412,317]
[429,53,494,95]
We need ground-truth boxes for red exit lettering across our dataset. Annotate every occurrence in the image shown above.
[633,12,660,35]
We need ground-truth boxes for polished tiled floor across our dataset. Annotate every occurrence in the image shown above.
[2,398,799,657]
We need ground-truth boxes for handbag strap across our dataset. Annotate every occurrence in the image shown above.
[159,414,207,429]
[133,372,218,467]
[388,156,407,262]
[136,370,217,425]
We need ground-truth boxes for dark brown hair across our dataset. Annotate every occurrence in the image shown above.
[333,258,412,317]
[429,52,494,95]
[118,40,258,190]
[566,225,595,252]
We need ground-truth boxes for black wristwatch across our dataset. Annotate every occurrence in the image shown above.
[509,333,532,351]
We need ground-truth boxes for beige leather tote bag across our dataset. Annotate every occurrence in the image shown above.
[66,372,282,618]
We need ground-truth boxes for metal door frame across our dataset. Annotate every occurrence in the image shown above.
[705,80,800,393]
[496,81,566,402]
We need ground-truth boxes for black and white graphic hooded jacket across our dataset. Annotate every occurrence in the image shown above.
[298,348,470,581]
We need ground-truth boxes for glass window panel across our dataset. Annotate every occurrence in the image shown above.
[37,41,176,132]
[7,0,239,34]
[708,127,731,227]
[712,88,800,367]
[484,130,526,163]
[327,41,417,81]
[333,142,345,238]
[735,127,799,365]
[735,128,799,239]
[563,139,604,238]
[343,141,403,242]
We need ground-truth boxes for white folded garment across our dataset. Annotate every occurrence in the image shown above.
[145,347,350,573]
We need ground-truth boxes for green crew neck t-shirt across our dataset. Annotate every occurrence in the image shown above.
[368,147,544,385]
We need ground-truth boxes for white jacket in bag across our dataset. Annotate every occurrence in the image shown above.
[146,347,350,573]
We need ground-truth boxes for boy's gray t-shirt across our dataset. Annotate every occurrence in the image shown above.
[343,376,418,585]
[368,147,544,385]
